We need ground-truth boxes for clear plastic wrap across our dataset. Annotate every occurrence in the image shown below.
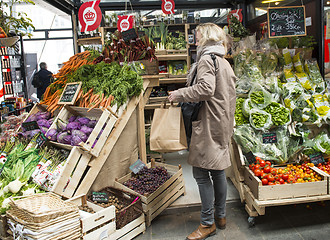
[292,52,305,73]
[265,75,282,102]
[264,102,291,126]
[236,75,252,94]
[233,124,262,154]
[295,72,312,91]
[235,98,249,126]
[305,59,326,94]
[242,98,252,117]
[249,108,272,131]
[244,55,265,84]
[248,83,273,109]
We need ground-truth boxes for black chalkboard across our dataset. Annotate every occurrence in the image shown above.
[58,82,82,105]
[92,192,109,203]
[244,151,256,164]
[262,132,277,144]
[129,159,146,174]
[138,30,146,38]
[268,6,306,38]
[36,132,47,148]
[153,37,161,43]
[309,152,325,165]
[122,28,138,42]
[22,121,39,132]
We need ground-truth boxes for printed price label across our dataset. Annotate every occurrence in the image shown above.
[92,192,109,203]
[244,151,256,164]
[129,159,146,174]
[262,132,277,144]
[309,152,325,165]
[36,132,47,148]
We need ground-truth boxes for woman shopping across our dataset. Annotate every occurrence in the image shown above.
[168,23,236,240]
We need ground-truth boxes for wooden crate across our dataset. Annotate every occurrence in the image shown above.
[155,49,167,55]
[68,195,145,240]
[51,147,93,198]
[48,105,119,158]
[114,162,185,226]
[67,195,116,240]
[244,166,328,201]
[166,49,187,55]
[139,59,159,75]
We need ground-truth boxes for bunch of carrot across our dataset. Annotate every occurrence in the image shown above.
[41,89,63,113]
[75,89,114,112]
[53,51,91,83]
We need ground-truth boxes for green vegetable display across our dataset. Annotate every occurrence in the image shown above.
[235,98,249,126]
[250,91,264,105]
[168,61,188,75]
[264,102,290,126]
[250,109,271,130]
[233,125,262,154]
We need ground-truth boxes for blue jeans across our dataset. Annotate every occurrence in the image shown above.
[193,167,227,226]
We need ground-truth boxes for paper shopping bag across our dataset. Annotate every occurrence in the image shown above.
[150,103,188,152]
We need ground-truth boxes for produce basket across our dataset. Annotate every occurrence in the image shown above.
[8,192,79,224]
[89,187,143,229]
[0,36,19,47]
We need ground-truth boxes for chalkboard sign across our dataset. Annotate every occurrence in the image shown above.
[92,192,109,203]
[36,132,47,148]
[58,82,82,105]
[122,28,138,42]
[138,30,146,38]
[262,132,277,144]
[129,159,146,174]
[244,151,256,164]
[22,121,39,132]
[153,37,161,43]
[309,152,325,165]
[268,6,306,38]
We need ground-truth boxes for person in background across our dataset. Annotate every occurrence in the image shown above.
[33,62,52,100]
[168,23,236,240]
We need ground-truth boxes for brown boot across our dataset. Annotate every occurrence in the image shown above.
[186,223,216,240]
[214,217,226,230]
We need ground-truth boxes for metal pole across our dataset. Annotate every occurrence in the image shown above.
[316,0,325,77]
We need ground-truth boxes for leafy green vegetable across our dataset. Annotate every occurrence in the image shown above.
[264,102,290,126]
[235,98,249,126]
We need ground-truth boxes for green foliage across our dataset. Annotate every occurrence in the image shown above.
[0,0,35,37]
[229,15,249,39]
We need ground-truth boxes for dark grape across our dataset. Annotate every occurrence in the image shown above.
[123,166,172,195]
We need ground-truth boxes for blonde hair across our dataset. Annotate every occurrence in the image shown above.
[196,23,227,48]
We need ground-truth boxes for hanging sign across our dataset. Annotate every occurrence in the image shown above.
[268,6,306,38]
[227,9,243,23]
[117,15,135,32]
[78,0,102,33]
[161,0,175,15]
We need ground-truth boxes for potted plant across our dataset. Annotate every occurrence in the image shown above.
[0,0,35,46]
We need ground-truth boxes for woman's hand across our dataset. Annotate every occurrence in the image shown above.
[168,90,180,102]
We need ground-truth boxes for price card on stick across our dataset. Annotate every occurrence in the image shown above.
[244,151,256,165]
[92,192,109,203]
[130,159,146,174]
[36,132,47,148]
[309,153,325,165]
[262,132,277,144]
[58,82,82,105]
[22,121,39,132]
[268,6,306,38]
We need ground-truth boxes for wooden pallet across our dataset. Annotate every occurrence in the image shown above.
[114,162,185,227]
[67,195,116,240]
[108,214,145,240]
[244,166,328,201]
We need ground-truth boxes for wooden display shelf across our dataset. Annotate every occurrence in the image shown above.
[114,162,185,227]
[156,54,188,61]
[159,77,187,84]
[77,37,102,46]
[142,75,160,87]
[145,102,179,110]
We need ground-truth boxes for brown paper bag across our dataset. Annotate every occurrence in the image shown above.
[150,102,188,152]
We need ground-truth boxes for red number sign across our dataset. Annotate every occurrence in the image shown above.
[78,0,102,32]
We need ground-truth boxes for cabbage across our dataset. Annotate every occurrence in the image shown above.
[30,129,40,138]
[37,119,50,128]
[87,120,97,128]
[72,130,87,142]
[56,119,67,132]
[40,126,48,134]
[77,117,90,125]
[81,125,93,136]
[71,135,83,146]
[25,114,37,122]
[68,116,77,123]
[48,118,54,126]
[46,129,58,141]
[37,112,51,120]
[66,122,81,133]
[57,132,71,144]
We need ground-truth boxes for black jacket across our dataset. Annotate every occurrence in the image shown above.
[36,69,52,99]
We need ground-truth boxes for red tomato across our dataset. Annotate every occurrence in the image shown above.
[265,161,271,166]
[264,166,271,173]
[0,34,5,38]
[267,174,275,182]
[254,164,261,170]
[275,181,280,185]
[279,179,285,184]
[271,168,278,175]
[254,169,262,177]
[249,164,254,170]
[268,182,275,185]
[262,178,268,185]
[259,160,266,167]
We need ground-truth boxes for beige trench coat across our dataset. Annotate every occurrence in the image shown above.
[176,47,236,170]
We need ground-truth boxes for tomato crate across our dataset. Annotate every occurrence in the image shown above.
[67,195,116,240]
[47,105,119,157]
[114,162,185,227]
[244,166,328,201]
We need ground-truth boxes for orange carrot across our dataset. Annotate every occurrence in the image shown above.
[87,100,101,112]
